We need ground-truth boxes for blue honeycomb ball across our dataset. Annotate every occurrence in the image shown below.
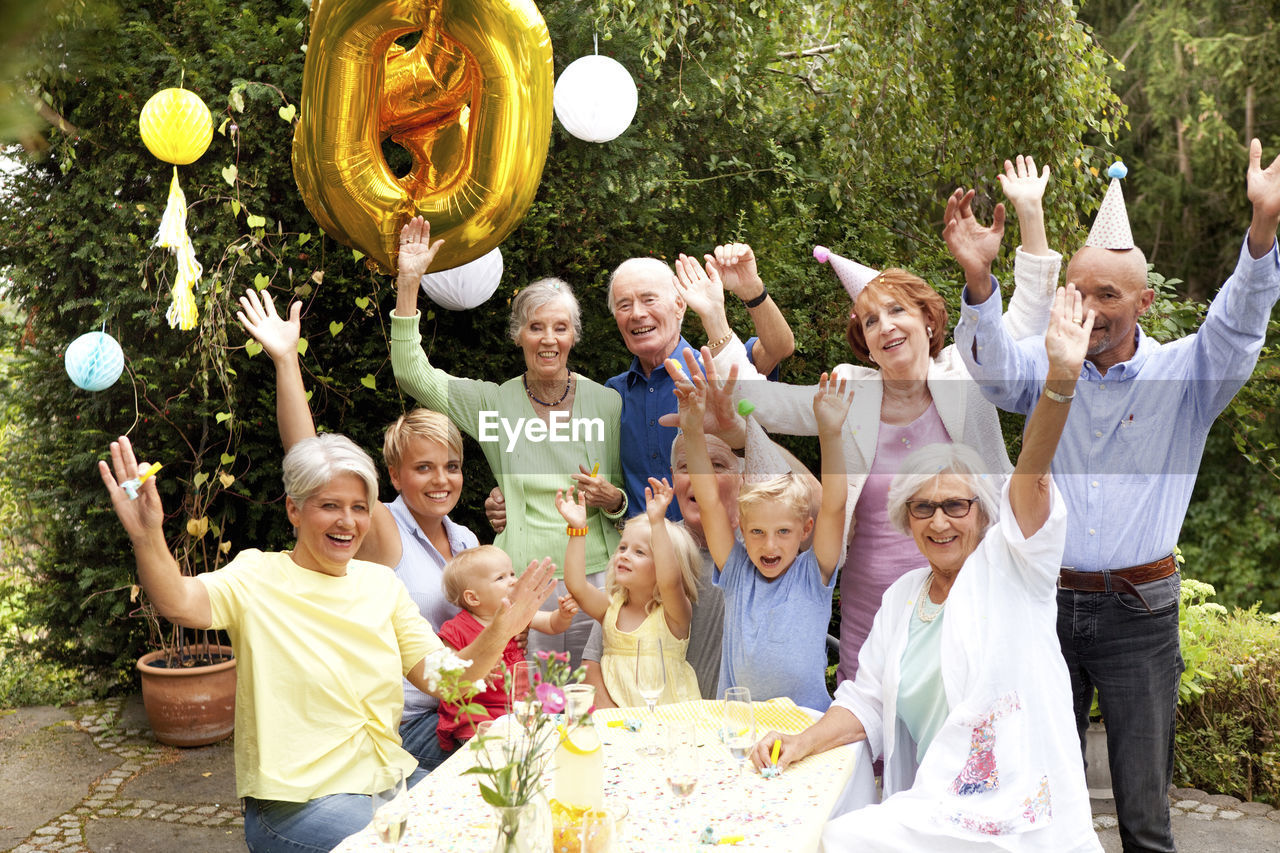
[65,331,124,392]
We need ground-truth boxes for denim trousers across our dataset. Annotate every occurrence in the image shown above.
[1057,573,1184,853]
[398,708,450,772]
[243,767,427,853]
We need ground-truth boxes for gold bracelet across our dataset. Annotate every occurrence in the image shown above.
[1044,387,1074,403]
[566,525,589,537]
[706,331,734,350]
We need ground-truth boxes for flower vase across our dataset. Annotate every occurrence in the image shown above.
[490,796,551,853]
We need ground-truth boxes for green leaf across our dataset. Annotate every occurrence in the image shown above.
[297,232,311,246]
[246,214,267,229]
[278,104,297,122]
[478,784,508,808]
[244,340,263,357]
[360,373,376,390]
[354,296,370,310]
[219,452,236,466]
[253,273,270,291]
[230,199,240,217]
[214,412,232,424]
[352,250,365,263]
[297,338,309,356]
[328,320,344,337]
[192,472,209,489]
[221,164,238,186]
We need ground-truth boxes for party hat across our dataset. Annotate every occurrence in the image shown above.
[814,245,880,302]
[1084,162,1135,250]
[737,400,793,484]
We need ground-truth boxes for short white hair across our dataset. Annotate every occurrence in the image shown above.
[606,257,678,313]
[507,277,582,345]
[885,442,1001,537]
[282,434,379,507]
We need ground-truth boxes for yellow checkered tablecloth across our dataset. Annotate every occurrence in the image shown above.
[335,698,858,852]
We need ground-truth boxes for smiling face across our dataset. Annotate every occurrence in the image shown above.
[739,505,813,581]
[1065,246,1153,372]
[857,289,932,379]
[285,472,372,576]
[517,299,576,381]
[906,473,985,581]
[387,434,462,527]
[461,551,518,620]
[609,518,658,596]
[672,436,742,545]
[609,260,686,373]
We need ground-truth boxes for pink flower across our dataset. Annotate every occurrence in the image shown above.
[536,682,566,714]
[554,652,570,662]
[535,650,552,661]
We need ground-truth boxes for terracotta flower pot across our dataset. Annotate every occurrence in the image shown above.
[136,645,237,747]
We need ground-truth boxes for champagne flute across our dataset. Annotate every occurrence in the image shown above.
[722,686,755,811]
[635,636,667,756]
[370,766,408,850]
[507,659,537,731]
[665,719,699,826]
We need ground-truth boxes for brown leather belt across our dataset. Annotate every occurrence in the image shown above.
[1057,554,1178,613]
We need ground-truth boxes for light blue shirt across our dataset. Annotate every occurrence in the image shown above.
[953,235,1280,572]
[715,541,836,711]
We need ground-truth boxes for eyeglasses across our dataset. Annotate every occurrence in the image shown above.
[905,497,980,520]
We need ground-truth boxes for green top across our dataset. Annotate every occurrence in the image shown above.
[896,601,949,763]
[390,310,622,576]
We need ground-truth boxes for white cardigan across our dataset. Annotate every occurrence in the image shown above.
[825,483,1100,852]
[711,248,1061,548]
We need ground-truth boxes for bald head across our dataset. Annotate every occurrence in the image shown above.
[1066,245,1153,372]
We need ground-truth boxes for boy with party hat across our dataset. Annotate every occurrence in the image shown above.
[949,142,1280,851]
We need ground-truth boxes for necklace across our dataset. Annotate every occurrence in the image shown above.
[523,372,572,407]
[916,572,945,623]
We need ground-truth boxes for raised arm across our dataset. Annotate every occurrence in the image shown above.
[1247,138,1280,259]
[554,487,611,621]
[942,187,1006,306]
[1008,285,1091,538]
[677,372,737,568]
[997,155,1051,257]
[811,373,853,581]
[646,478,692,639]
[708,243,795,374]
[99,437,212,629]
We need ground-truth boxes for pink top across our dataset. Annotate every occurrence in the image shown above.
[836,402,950,683]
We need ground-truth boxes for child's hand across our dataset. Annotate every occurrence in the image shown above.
[555,486,588,529]
[645,477,675,522]
[997,154,1050,214]
[675,365,708,434]
[813,372,853,434]
[549,594,580,632]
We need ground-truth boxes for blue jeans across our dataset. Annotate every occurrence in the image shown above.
[243,768,427,852]
[1057,573,1184,853]
[399,709,450,772]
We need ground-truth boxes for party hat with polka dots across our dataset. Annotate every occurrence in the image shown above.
[1084,162,1135,250]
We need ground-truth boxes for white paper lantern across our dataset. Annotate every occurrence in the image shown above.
[65,331,125,392]
[553,55,638,143]
[420,247,504,311]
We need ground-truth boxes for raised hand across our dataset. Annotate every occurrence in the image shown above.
[996,155,1050,213]
[548,594,580,633]
[98,436,164,540]
[812,372,853,435]
[397,216,445,281]
[673,253,725,319]
[492,557,557,640]
[706,243,762,298]
[942,188,1007,276]
[673,358,709,435]
[660,346,744,440]
[236,288,301,362]
[1045,284,1094,379]
[555,485,589,529]
[645,477,675,522]
[1247,138,1280,258]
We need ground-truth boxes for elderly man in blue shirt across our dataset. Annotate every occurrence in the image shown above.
[945,139,1280,853]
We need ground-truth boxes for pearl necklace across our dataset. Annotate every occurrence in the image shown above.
[523,372,572,407]
[916,572,945,623]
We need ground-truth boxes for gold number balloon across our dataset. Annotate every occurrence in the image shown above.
[293,0,553,275]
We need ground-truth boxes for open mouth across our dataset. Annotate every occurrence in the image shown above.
[927,534,958,546]
[759,555,782,568]
[630,325,656,337]
[881,337,906,352]
[327,533,354,545]
[424,490,452,501]
[537,350,560,359]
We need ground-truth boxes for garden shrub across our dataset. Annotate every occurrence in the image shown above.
[1175,578,1280,804]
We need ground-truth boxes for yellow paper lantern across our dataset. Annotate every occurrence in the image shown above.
[139,88,213,166]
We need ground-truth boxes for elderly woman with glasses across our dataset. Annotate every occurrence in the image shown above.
[389,217,626,664]
[751,286,1102,852]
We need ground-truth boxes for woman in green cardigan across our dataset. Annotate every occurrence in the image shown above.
[390,216,626,664]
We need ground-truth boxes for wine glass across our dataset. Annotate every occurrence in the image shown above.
[722,686,755,802]
[665,719,699,825]
[370,766,408,850]
[507,660,538,731]
[635,636,667,756]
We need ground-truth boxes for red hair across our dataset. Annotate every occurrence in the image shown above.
[844,268,948,364]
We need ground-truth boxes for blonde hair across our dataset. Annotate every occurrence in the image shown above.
[736,472,811,523]
[604,516,701,613]
[383,408,463,471]
[441,545,508,611]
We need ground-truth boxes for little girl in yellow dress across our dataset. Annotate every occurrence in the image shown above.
[556,478,702,706]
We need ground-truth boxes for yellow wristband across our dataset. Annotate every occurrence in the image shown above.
[566,525,589,537]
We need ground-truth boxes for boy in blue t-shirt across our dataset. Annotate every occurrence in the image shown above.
[677,360,852,710]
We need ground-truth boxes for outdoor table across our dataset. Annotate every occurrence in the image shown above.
[334,697,862,852]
